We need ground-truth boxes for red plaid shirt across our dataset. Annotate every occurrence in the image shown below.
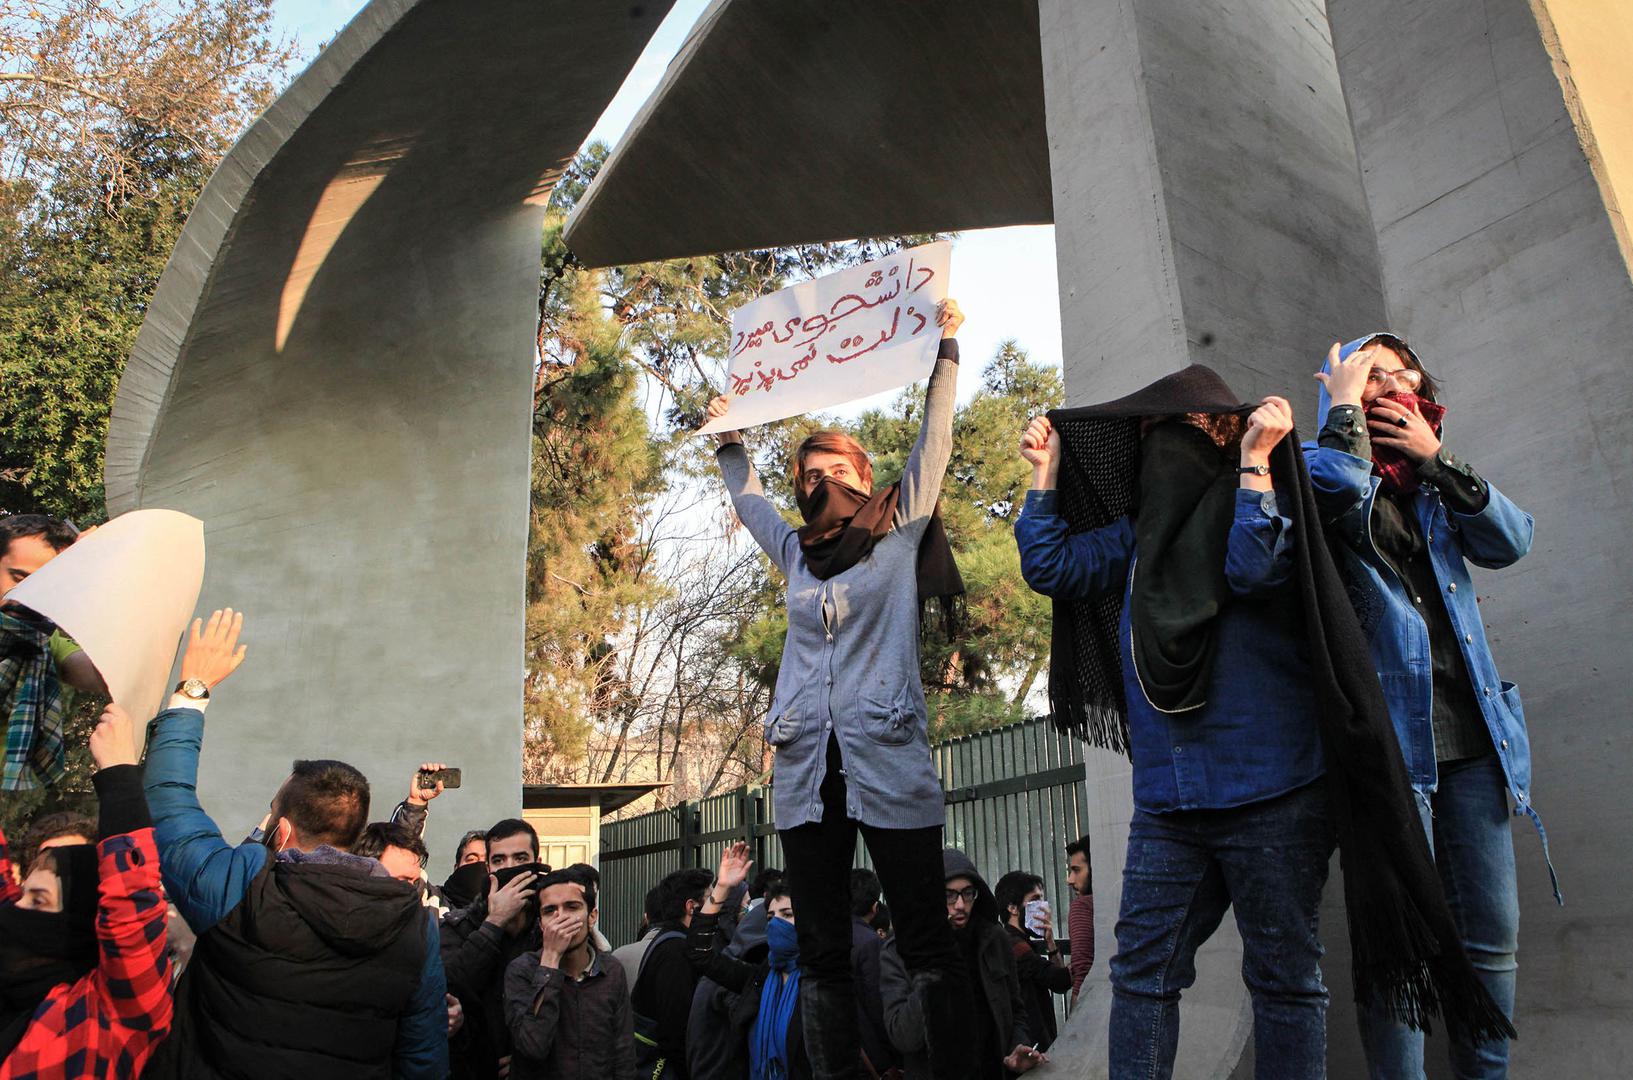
[0,824,173,1079]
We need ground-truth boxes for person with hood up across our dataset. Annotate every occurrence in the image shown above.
[142,609,448,1079]
[0,702,171,1078]
[878,850,1040,1079]
[702,298,974,1079]
[685,843,808,1080]
[1015,366,1517,1079]
[1305,335,1552,1078]
[685,884,772,1079]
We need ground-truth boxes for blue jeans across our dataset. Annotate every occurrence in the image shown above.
[1357,755,1519,1079]
[1109,782,1334,1080]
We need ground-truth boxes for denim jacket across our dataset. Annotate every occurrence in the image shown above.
[1015,487,1325,814]
[1302,357,1558,901]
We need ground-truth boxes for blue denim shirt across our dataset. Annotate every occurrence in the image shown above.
[143,707,449,1078]
[1015,487,1325,814]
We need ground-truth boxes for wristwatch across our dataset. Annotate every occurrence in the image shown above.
[174,678,210,701]
[1237,463,1270,476]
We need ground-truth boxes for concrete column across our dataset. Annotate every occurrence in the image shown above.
[1330,0,1633,1072]
[1037,0,1385,1074]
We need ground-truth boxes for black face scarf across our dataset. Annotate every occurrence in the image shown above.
[1046,364,1515,1044]
[441,862,490,911]
[794,476,965,637]
[1129,421,1238,714]
[0,843,99,1059]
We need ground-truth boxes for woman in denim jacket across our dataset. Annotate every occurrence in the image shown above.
[1304,333,1555,1079]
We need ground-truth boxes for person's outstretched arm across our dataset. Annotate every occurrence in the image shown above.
[894,298,965,528]
[88,705,174,1059]
[1226,396,1298,595]
[1014,415,1134,600]
[703,406,798,576]
[142,609,263,933]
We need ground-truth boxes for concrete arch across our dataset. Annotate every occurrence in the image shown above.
[104,0,674,857]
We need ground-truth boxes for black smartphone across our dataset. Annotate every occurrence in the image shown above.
[418,766,462,789]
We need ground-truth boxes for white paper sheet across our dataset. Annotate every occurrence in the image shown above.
[7,509,205,724]
[698,240,952,433]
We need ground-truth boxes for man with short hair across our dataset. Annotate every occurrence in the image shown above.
[0,514,104,791]
[355,821,432,885]
[143,609,447,1079]
[440,817,548,1079]
[1064,835,1095,1004]
[630,867,712,1079]
[880,850,1044,1079]
[849,867,897,1076]
[994,870,1072,1051]
[503,868,634,1079]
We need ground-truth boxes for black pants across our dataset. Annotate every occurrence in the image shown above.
[781,737,961,983]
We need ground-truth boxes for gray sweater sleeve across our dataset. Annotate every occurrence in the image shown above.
[716,444,797,575]
[894,344,960,529]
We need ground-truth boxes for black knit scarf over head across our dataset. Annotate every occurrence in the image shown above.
[1046,363,1515,1042]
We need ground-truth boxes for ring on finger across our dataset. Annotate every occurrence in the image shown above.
[1393,416,1409,428]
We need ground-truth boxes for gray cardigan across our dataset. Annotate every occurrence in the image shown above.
[716,351,959,830]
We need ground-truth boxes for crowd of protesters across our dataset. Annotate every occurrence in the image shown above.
[0,313,1545,1079]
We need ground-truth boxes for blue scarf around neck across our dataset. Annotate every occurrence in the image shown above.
[749,917,801,1080]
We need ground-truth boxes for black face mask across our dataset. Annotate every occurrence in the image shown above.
[0,844,99,1059]
[441,862,490,910]
[489,862,551,916]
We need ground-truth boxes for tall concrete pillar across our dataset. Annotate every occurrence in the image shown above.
[1037,0,1386,1074]
[1329,0,1633,1072]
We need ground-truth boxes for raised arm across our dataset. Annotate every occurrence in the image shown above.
[1014,416,1134,600]
[1227,397,1297,594]
[142,609,264,933]
[87,705,173,1042]
[713,443,798,575]
[686,841,756,992]
[895,298,964,527]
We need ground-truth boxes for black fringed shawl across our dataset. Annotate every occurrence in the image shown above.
[1046,364,1515,1042]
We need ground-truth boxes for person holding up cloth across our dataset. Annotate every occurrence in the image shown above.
[1012,366,1514,1079]
[703,298,971,1080]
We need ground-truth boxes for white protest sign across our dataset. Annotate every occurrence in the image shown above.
[699,240,951,433]
[8,508,205,724]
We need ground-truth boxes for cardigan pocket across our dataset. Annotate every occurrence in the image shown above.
[767,684,812,747]
[858,680,918,747]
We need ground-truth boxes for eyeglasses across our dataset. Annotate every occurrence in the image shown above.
[1366,367,1423,391]
[944,886,979,906]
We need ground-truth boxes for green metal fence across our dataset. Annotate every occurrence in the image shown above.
[599,717,1091,950]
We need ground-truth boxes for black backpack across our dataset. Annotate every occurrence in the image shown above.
[632,929,688,1076]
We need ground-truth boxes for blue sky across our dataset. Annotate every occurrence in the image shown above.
[273,0,1063,401]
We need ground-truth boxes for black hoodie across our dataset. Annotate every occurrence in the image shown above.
[878,850,1028,1080]
[153,853,429,1079]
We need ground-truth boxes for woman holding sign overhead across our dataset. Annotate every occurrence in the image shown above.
[706,298,1008,1080]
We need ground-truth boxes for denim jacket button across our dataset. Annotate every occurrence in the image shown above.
[1517,790,1527,802]
[1173,745,1184,755]
[1465,633,1473,643]
[1500,738,1509,750]
[1447,583,1457,593]
[1483,686,1493,696]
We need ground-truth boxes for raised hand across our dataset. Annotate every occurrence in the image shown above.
[179,608,247,689]
[705,394,743,447]
[1239,396,1294,466]
[936,297,965,339]
[715,840,754,891]
[1314,340,1372,408]
[408,762,447,806]
[1020,415,1062,490]
[89,702,138,770]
